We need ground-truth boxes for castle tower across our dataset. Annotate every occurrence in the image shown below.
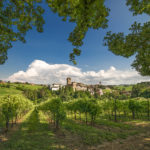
[72,82,77,91]
[67,77,71,85]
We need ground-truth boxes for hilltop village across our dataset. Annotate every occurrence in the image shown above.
[50,77,104,96]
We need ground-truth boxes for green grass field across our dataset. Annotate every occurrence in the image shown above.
[10,83,43,90]
[0,83,43,97]
[115,85,133,91]
[0,87,22,96]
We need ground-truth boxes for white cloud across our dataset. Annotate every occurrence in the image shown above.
[7,60,150,85]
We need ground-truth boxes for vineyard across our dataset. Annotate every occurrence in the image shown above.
[0,95,33,132]
[0,83,150,150]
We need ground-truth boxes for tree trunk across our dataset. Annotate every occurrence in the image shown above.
[56,119,59,129]
[91,116,93,126]
[74,112,76,120]
[15,115,18,124]
[11,119,14,128]
[85,112,87,124]
[132,111,135,119]
[91,116,95,126]
[53,113,56,126]
[79,112,81,121]
[114,99,117,122]
[124,111,126,118]
[148,99,150,120]
[5,117,9,132]
[71,111,73,119]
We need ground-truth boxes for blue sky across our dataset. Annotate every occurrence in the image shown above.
[0,0,149,82]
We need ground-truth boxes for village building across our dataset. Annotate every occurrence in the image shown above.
[50,83,63,91]
[0,80,6,84]
[66,77,103,96]
[120,90,131,97]
[49,78,103,95]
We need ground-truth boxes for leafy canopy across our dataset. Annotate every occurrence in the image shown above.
[0,0,149,73]
[104,0,150,76]
[0,0,45,64]
[0,0,109,64]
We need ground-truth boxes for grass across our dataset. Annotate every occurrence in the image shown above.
[0,83,43,97]
[11,83,43,90]
[0,108,150,150]
[62,118,140,146]
[95,119,132,130]
[115,85,133,91]
[63,119,117,145]
[0,110,67,150]
[0,87,22,96]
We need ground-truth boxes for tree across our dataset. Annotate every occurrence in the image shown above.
[131,84,142,98]
[104,0,150,76]
[1,0,149,66]
[0,0,109,65]
[126,0,150,15]
[140,88,150,120]
[0,95,33,132]
[0,0,45,64]
[88,99,101,125]
[109,91,121,122]
[39,98,66,129]
[141,88,150,98]
[128,99,142,119]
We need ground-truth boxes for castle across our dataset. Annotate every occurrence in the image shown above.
[50,77,103,96]
[66,77,103,96]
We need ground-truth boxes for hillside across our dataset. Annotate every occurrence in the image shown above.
[0,82,43,97]
[0,81,150,150]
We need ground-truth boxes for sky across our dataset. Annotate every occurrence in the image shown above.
[0,0,150,85]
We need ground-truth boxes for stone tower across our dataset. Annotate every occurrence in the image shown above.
[67,77,71,85]
[72,82,77,91]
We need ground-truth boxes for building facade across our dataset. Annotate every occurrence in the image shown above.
[66,77,103,96]
[50,83,63,91]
